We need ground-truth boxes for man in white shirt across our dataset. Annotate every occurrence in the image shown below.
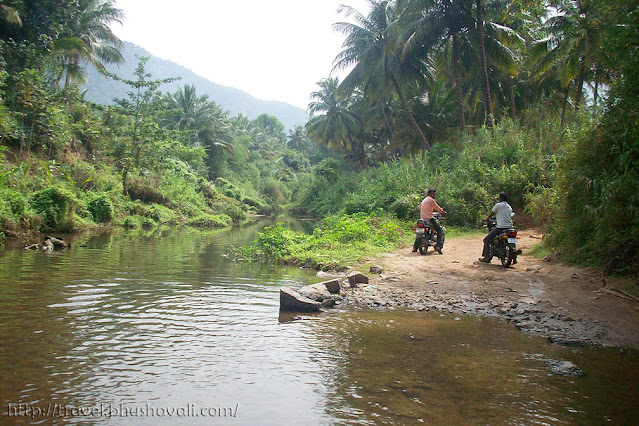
[479,192,513,263]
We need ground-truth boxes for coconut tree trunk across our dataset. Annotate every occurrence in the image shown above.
[347,132,366,169]
[452,34,466,130]
[381,101,394,138]
[390,74,431,152]
[506,77,516,119]
[593,77,599,109]
[574,64,585,106]
[561,87,569,127]
[476,0,494,127]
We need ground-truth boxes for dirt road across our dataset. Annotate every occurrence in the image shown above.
[339,231,639,348]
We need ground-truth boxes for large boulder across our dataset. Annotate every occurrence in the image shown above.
[347,271,369,288]
[280,287,321,312]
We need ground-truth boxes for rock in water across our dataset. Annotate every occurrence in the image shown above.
[297,283,333,302]
[279,287,321,312]
[549,360,584,376]
[44,236,68,249]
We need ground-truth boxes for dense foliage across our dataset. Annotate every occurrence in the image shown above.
[0,1,324,238]
[0,0,637,276]
[241,213,405,270]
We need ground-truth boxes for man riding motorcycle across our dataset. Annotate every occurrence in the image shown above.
[479,192,513,263]
[413,189,446,254]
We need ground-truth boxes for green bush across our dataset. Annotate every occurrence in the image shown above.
[87,194,113,223]
[0,188,27,230]
[185,213,232,229]
[241,195,265,210]
[220,203,246,223]
[147,204,179,225]
[127,176,168,204]
[243,213,404,269]
[140,216,157,229]
[122,215,141,228]
[30,186,78,231]
[389,194,422,220]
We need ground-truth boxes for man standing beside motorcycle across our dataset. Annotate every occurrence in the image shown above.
[413,189,447,254]
[479,192,513,263]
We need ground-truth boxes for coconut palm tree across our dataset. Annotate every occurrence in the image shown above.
[474,0,495,126]
[334,0,433,152]
[399,0,475,130]
[306,77,365,165]
[164,84,216,133]
[529,0,607,122]
[0,0,22,27]
[55,0,124,87]
[287,125,308,151]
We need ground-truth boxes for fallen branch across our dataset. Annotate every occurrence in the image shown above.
[602,287,639,303]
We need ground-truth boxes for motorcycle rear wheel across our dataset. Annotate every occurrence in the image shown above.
[501,245,515,268]
[419,244,428,255]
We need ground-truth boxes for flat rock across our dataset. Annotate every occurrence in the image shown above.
[297,283,333,302]
[280,287,321,312]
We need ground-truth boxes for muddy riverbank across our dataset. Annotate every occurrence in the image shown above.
[333,231,639,348]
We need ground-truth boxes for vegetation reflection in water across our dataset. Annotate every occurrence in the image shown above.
[0,225,637,424]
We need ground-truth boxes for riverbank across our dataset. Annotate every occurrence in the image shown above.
[334,231,639,349]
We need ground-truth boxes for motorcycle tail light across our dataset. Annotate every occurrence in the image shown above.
[417,223,425,228]
[508,230,517,238]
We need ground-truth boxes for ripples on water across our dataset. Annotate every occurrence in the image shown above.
[1,226,638,424]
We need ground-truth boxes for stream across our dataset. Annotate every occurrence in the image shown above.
[0,220,637,424]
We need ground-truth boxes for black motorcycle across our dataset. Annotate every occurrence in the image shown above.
[413,212,445,255]
[485,217,522,267]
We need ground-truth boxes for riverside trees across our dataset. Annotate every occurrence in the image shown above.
[304,0,638,274]
[306,0,623,164]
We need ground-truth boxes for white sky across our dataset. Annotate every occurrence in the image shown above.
[111,0,372,111]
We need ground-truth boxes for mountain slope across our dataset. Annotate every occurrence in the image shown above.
[83,41,308,131]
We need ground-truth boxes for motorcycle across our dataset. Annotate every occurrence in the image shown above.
[413,211,445,255]
[485,215,522,267]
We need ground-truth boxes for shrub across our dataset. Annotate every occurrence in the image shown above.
[126,176,168,204]
[185,213,232,229]
[147,204,179,225]
[30,186,78,231]
[0,188,27,230]
[87,194,113,223]
[219,203,246,223]
[140,216,157,229]
[241,195,265,210]
[389,194,422,220]
[122,215,141,228]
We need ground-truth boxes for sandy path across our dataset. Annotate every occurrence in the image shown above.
[339,231,639,348]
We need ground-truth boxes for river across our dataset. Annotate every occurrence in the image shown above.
[0,220,637,424]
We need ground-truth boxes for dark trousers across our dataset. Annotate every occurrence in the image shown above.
[483,227,508,257]
[414,218,444,249]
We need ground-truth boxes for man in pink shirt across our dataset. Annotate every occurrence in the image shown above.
[413,189,447,253]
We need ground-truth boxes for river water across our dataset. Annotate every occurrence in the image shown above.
[0,221,638,424]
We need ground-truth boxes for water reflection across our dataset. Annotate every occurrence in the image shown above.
[0,223,638,424]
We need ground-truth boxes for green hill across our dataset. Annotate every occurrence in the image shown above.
[83,41,308,131]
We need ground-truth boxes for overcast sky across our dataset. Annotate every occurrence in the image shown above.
[111,0,372,111]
